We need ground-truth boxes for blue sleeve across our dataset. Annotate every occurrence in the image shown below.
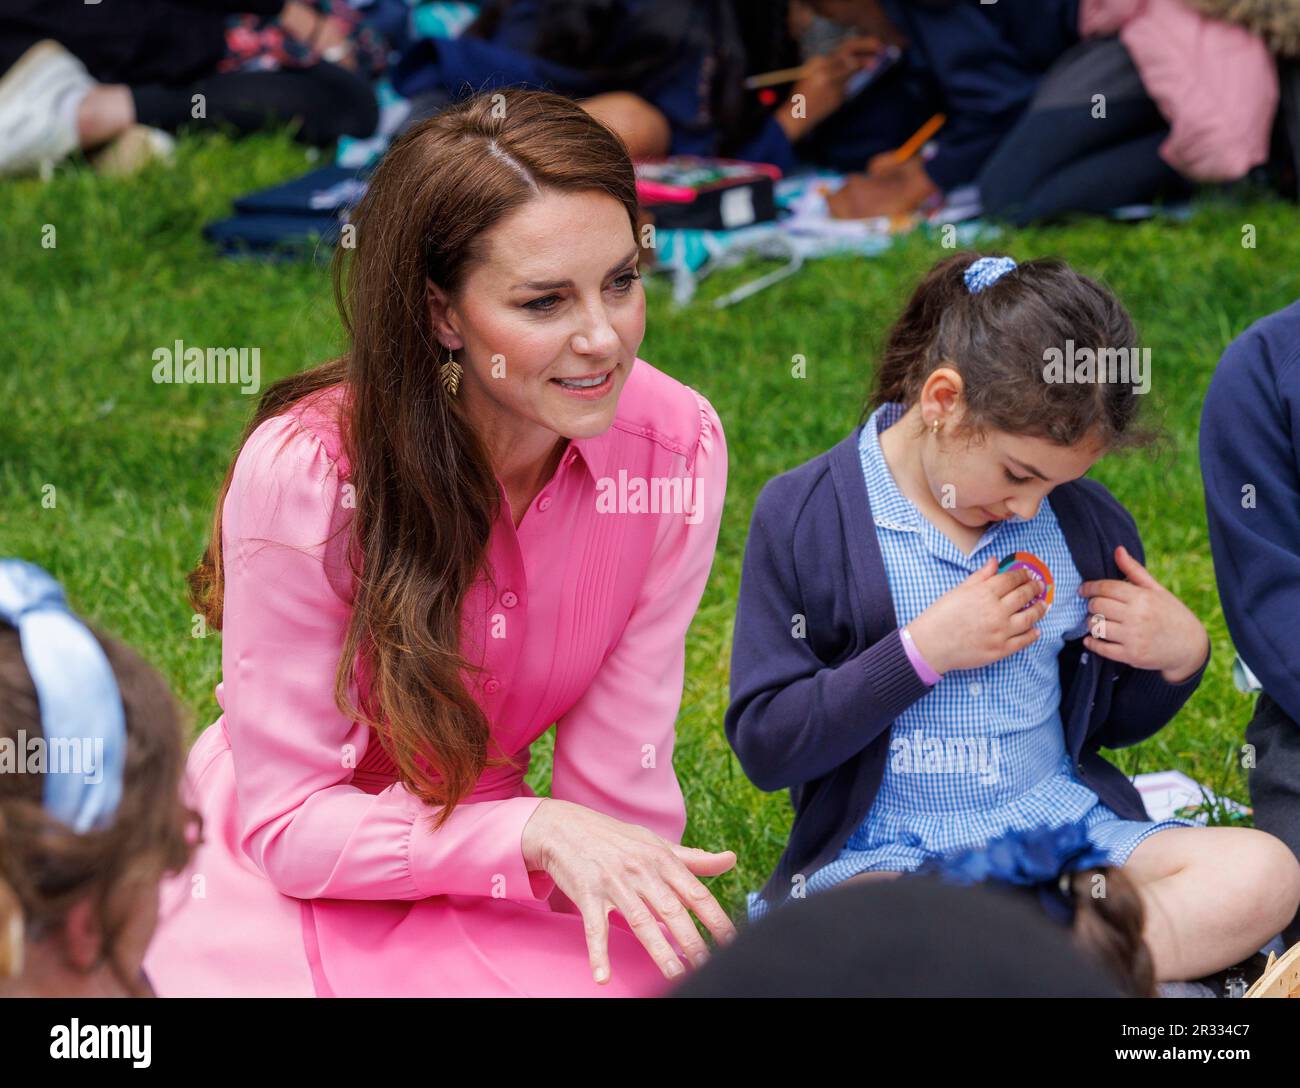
[1200,311,1300,723]
[727,116,798,175]
[724,478,930,792]
[882,0,1044,190]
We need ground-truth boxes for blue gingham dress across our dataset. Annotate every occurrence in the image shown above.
[747,403,1192,922]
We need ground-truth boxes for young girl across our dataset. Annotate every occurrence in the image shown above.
[0,559,197,997]
[726,252,1300,984]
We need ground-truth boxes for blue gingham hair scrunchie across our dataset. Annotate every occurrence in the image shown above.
[964,256,1018,294]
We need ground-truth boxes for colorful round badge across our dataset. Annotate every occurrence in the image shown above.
[998,551,1054,610]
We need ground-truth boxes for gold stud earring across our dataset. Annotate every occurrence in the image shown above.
[930,417,941,435]
[439,348,462,397]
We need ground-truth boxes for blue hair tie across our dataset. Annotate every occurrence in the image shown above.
[917,822,1110,926]
[964,256,1018,294]
[0,560,126,833]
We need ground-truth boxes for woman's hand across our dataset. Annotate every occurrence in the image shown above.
[907,558,1046,674]
[1078,545,1210,683]
[520,798,737,985]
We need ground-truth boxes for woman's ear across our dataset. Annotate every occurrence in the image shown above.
[425,279,464,351]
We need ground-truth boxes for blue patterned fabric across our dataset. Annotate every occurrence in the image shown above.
[747,403,1192,921]
[964,255,1017,293]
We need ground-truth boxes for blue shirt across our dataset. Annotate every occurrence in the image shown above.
[856,402,1089,812]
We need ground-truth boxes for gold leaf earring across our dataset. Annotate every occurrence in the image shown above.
[439,348,462,397]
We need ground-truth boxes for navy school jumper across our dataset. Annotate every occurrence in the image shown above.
[726,425,1209,912]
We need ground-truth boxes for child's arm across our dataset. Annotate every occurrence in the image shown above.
[1200,321,1300,723]
[725,480,932,792]
[883,2,1046,193]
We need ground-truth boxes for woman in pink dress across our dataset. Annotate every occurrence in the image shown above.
[142,88,736,997]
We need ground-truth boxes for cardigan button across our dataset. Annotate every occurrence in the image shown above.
[484,678,501,695]
[538,495,553,512]
[501,590,518,608]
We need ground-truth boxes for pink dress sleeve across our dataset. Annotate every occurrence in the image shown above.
[548,392,727,845]
[220,413,552,904]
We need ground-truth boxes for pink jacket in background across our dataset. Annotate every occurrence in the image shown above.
[1081,0,1278,181]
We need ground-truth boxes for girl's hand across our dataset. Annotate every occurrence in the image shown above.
[1078,545,1209,683]
[520,798,737,985]
[907,557,1047,674]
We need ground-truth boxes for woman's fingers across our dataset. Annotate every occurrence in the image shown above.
[606,880,688,982]
[671,845,736,876]
[667,849,740,946]
[577,894,612,985]
[636,874,713,969]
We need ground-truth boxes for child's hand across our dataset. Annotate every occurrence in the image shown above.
[1078,546,1209,684]
[907,557,1047,675]
[826,159,937,220]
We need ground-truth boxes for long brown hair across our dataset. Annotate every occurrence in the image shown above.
[868,252,1157,450]
[0,622,198,995]
[188,89,640,829]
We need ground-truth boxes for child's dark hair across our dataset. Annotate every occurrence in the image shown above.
[868,252,1157,449]
[1066,865,1155,997]
[0,619,200,995]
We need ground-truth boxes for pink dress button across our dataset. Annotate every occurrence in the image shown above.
[484,678,501,695]
[501,590,518,608]
[537,496,552,512]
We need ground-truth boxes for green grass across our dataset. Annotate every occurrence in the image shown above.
[2,133,1298,921]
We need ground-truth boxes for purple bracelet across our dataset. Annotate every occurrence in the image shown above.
[901,627,943,686]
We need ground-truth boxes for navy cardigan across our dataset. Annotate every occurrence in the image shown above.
[1200,300,1300,725]
[726,426,1209,911]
